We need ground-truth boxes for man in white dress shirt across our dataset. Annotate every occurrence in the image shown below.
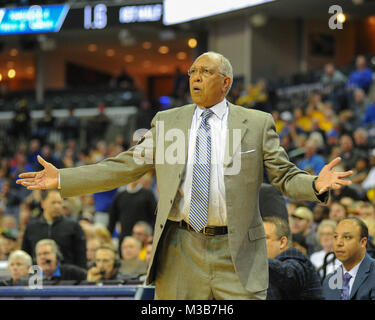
[17,52,353,300]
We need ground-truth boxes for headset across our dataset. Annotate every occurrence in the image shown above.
[54,246,64,263]
[35,239,64,265]
[92,245,121,272]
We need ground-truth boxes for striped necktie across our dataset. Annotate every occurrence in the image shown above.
[188,108,213,232]
[341,272,352,300]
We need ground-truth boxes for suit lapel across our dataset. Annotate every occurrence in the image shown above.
[225,102,249,167]
[350,255,371,299]
[179,104,195,165]
[163,104,195,178]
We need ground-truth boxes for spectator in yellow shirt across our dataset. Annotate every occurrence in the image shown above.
[294,107,312,132]
[132,221,153,261]
[235,80,268,108]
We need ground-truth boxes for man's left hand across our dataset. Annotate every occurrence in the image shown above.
[314,157,353,195]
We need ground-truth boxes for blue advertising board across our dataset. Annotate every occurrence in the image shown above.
[0,4,70,35]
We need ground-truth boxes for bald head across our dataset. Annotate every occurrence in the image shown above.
[189,52,233,107]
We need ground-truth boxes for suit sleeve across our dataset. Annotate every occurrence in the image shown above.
[59,113,158,198]
[263,113,328,202]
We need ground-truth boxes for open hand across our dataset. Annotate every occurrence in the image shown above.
[315,157,353,194]
[87,266,102,282]
[16,155,59,190]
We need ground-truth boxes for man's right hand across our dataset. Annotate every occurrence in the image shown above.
[16,155,59,190]
[87,266,102,282]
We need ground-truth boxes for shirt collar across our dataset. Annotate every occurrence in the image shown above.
[196,98,227,121]
[126,183,143,194]
[41,263,61,279]
[51,263,61,278]
[342,255,365,278]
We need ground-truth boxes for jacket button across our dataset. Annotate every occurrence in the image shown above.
[160,224,163,229]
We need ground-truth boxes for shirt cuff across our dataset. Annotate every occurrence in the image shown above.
[57,172,61,190]
[312,177,328,203]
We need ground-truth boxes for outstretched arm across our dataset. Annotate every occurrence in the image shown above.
[16,155,58,190]
[17,114,158,197]
[263,114,352,201]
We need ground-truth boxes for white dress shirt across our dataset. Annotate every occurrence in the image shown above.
[168,98,229,226]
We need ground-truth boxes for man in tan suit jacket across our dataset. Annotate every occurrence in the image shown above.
[17,52,352,299]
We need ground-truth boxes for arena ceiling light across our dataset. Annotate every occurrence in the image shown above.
[142,41,152,49]
[9,48,18,57]
[176,51,187,60]
[124,54,134,63]
[187,38,197,48]
[163,0,275,25]
[158,46,169,54]
[337,12,346,23]
[106,49,115,57]
[249,13,267,27]
[8,68,16,78]
[88,44,97,52]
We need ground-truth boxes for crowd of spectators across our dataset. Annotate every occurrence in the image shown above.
[233,54,375,299]
[0,53,375,299]
[234,55,375,202]
[0,99,158,284]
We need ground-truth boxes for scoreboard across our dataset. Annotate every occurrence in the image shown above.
[0,2,163,35]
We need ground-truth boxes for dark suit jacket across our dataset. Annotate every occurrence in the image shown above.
[267,247,323,300]
[323,254,375,300]
[44,264,87,284]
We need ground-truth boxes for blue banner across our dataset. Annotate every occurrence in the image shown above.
[0,4,70,35]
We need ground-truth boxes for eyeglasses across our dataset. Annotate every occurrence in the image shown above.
[187,66,226,78]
